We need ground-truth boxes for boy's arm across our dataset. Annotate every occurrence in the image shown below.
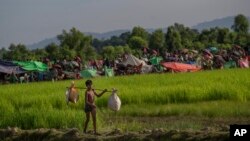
[93,89,107,97]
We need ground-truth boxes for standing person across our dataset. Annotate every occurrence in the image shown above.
[83,80,107,134]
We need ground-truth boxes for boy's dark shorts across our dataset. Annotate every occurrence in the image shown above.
[84,104,93,113]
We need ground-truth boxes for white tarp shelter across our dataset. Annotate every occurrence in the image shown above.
[122,54,152,73]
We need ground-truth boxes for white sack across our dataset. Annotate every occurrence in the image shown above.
[108,90,121,111]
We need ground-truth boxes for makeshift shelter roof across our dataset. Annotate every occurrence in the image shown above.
[208,47,218,53]
[150,57,163,65]
[122,54,153,73]
[0,60,25,74]
[161,62,201,72]
[14,61,48,72]
[80,69,97,78]
[104,67,114,77]
[122,54,144,66]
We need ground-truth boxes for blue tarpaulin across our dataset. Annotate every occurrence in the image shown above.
[0,60,25,74]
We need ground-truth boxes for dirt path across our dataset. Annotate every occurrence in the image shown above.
[0,127,229,141]
[2,116,248,141]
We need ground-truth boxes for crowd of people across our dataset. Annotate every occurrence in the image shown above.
[0,45,249,84]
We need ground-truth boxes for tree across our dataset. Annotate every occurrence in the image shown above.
[217,28,230,44]
[32,48,48,60]
[0,48,7,59]
[129,36,147,50]
[172,23,198,49]
[57,27,93,60]
[232,14,249,34]
[114,46,124,58]
[123,45,132,54]
[131,26,149,40]
[165,26,182,51]
[102,46,115,60]
[45,43,60,60]
[83,46,97,61]
[4,44,31,60]
[119,31,131,43]
[149,29,165,51]
[199,28,219,47]
[193,41,205,50]
[59,45,76,60]
[234,33,248,47]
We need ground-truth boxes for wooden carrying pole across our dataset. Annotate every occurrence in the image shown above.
[66,87,113,92]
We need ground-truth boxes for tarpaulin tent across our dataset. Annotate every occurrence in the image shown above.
[122,54,153,73]
[14,61,48,72]
[150,57,163,65]
[150,57,164,72]
[161,62,201,72]
[80,69,97,78]
[239,57,249,68]
[0,65,24,74]
[208,47,218,53]
[0,60,25,74]
[104,67,114,77]
[224,61,237,69]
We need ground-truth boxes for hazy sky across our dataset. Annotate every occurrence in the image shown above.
[0,0,250,48]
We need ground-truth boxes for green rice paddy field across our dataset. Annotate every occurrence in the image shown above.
[1,69,250,132]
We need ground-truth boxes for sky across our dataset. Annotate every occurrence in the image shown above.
[0,0,250,48]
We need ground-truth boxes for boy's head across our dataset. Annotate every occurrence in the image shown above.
[85,80,92,88]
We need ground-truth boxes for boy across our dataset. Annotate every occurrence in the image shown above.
[84,80,107,134]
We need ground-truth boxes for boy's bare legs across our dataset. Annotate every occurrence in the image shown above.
[91,108,97,134]
[83,112,90,133]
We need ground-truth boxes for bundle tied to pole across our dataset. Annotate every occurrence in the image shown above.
[65,81,79,104]
[108,88,121,111]
[65,81,121,111]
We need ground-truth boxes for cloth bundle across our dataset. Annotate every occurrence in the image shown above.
[108,89,121,111]
[66,81,79,104]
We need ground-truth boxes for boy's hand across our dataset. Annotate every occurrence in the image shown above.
[91,104,96,108]
[103,89,108,93]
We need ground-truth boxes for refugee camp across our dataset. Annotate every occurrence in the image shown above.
[1,0,250,141]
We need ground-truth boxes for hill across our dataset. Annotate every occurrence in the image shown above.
[27,16,250,49]
[192,16,250,31]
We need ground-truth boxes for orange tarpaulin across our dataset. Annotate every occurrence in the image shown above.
[161,62,201,72]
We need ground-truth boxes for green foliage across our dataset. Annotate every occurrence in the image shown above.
[218,44,232,49]
[31,49,48,60]
[45,43,60,60]
[149,29,165,51]
[123,45,132,54]
[193,42,205,50]
[165,26,182,51]
[102,45,127,60]
[114,46,125,58]
[0,48,7,59]
[102,46,115,60]
[232,14,249,34]
[234,33,249,47]
[57,27,93,61]
[217,28,230,44]
[59,45,76,60]
[131,26,149,40]
[129,36,148,50]
[3,44,31,60]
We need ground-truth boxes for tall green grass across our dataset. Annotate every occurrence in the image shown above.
[0,69,250,130]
